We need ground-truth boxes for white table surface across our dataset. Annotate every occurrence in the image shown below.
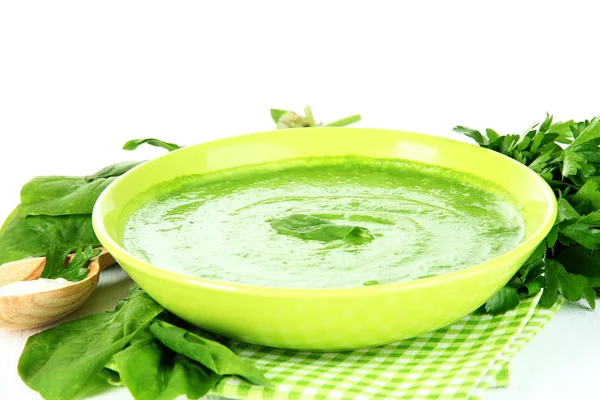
[2,1,600,398]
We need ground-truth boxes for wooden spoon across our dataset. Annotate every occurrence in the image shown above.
[0,248,116,330]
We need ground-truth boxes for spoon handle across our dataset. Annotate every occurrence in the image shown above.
[96,248,116,272]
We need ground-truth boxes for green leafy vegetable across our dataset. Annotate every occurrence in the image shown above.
[39,245,102,282]
[38,246,71,279]
[0,161,148,266]
[58,246,102,281]
[484,286,520,315]
[113,336,220,400]
[149,320,269,386]
[269,214,374,244]
[18,161,141,217]
[0,162,142,266]
[18,286,268,400]
[556,246,600,278]
[455,113,600,313]
[540,260,596,309]
[98,362,122,387]
[122,139,182,152]
[270,106,361,129]
[0,208,99,266]
[18,287,164,400]
[88,161,144,180]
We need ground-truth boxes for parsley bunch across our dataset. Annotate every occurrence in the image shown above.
[454,114,600,314]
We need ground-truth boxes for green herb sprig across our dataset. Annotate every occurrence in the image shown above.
[40,245,101,282]
[455,114,600,314]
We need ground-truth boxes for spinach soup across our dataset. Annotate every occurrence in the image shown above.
[121,156,526,288]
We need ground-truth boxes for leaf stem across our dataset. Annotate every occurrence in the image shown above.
[303,106,317,127]
[325,114,362,127]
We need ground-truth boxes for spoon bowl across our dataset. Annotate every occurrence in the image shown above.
[0,248,115,330]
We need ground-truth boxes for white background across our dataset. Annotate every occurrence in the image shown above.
[1,1,599,399]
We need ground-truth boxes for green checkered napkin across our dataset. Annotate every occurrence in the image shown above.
[209,295,562,400]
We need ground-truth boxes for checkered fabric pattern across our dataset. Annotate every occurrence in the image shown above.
[209,295,562,400]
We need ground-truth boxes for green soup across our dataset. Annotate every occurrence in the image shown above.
[121,156,526,289]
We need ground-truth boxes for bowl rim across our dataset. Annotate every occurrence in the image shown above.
[92,127,558,298]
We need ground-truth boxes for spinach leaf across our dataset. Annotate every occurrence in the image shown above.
[87,161,143,179]
[18,287,164,400]
[149,320,269,386]
[0,162,141,265]
[18,161,142,217]
[122,138,182,152]
[269,214,374,244]
[113,336,220,400]
[98,364,122,387]
[0,207,99,266]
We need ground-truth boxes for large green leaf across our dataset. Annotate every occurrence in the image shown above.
[18,287,164,400]
[0,207,99,266]
[18,161,142,217]
[113,336,220,400]
[149,320,269,386]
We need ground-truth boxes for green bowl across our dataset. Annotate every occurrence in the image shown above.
[92,127,556,351]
